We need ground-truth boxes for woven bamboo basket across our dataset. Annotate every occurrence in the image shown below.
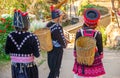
[34,28,53,51]
[76,36,96,66]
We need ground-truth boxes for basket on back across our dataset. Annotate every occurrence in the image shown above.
[76,29,97,66]
[34,28,53,51]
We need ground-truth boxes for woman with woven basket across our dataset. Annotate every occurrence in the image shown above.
[5,10,40,78]
[46,9,67,78]
[73,8,105,78]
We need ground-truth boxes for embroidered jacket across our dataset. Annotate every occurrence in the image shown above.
[46,21,67,48]
[5,31,40,60]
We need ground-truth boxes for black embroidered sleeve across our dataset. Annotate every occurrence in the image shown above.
[46,21,55,28]
[56,26,67,48]
[95,31,103,55]
[5,36,12,54]
[31,34,40,57]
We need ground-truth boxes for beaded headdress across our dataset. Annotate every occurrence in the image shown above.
[13,9,30,28]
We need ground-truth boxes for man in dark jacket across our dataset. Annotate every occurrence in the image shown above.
[46,9,67,78]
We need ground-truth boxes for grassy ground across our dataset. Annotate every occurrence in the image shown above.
[37,51,47,67]
[0,50,47,68]
[0,59,10,65]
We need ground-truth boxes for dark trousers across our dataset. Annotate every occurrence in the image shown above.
[47,47,63,78]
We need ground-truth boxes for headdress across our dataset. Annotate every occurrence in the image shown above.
[13,9,30,28]
[83,8,100,26]
[51,9,62,19]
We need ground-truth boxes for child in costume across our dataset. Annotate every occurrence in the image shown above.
[46,9,67,78]
[73,8,105,78]
[5,10,40,78]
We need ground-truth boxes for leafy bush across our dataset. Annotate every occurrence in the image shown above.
[0,14,14,61]
[96,26,107,46]
[78,4,109,16]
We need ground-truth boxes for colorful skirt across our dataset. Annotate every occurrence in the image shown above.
[74,74,97,78]
[73,56,105,77]
[11,62,38,78]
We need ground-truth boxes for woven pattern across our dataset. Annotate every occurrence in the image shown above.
[34,28,53,51]
[76,36,96,66]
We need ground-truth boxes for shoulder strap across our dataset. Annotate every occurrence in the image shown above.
[80,29,84,36]
[49,23,56,29]
[94,31,98,38]
[80,29,98,38]
[46,21,56,29]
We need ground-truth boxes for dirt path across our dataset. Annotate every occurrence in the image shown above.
[39,47,120,78]
[0,45,120,78]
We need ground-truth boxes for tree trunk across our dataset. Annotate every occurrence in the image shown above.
[118,0,120,8]
[111,0,120,28]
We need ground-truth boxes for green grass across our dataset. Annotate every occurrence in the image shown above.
[41,50,47,57]
[0,59,10,67]
[0,55,10,66]
[37,50,47,66]
[0,53,10,64]
[38,59,46,67]
[0,50,47,66]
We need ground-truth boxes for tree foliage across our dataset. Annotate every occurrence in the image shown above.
[0,0,51,19]
[0,0,69,19]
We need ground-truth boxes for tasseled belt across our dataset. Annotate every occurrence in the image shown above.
[11,62,36,73]
[11,56,34,63]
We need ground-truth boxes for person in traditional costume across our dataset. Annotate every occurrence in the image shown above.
[73,8,105,78]
[5,9,40,78]
[46,9,67,78]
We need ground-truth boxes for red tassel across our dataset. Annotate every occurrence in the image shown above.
[50,5,54,11]
[18,9,22,13]
[22,12,28,16]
